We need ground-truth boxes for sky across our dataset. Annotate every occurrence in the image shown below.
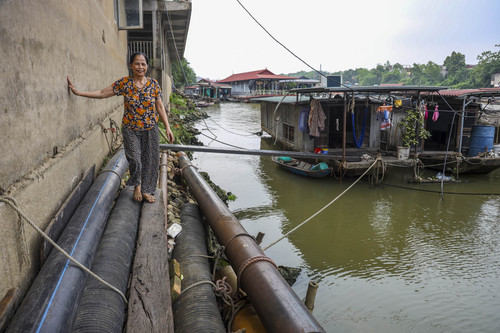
[183,0,499,80]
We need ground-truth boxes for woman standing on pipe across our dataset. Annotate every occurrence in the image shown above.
[67,52,174,203]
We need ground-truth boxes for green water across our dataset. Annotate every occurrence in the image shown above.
[193,102,500,332]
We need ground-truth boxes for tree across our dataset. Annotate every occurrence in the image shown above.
[172,57,197,89]
[357,69,379,86]
[422,61,443,85]
[471,45,500,87]
[443,51,469,86]
[381,63,409,84]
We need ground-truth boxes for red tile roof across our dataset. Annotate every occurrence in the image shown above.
[217,69,296,83]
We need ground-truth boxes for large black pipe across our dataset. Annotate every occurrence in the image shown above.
[172,203,225,333]
[7,150,128,333]
[72,186,141,333]
[177,152,325,333]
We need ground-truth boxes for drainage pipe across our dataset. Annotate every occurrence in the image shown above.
[177,152,325,333]
[172,203,225,333]
[7,150,128,333]
[72,186,142,332]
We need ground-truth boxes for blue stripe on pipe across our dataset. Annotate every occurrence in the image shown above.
[36,151,124,333]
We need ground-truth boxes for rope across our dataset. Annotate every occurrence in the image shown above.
[0,195,128,304]
[223,233,256,249]
[98,169,123,183]
[380,183,500,196]
[1,196,29,265]
[236,255,277,294]
[262,157,382,250]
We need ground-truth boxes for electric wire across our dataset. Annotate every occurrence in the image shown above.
[235,0,354,92]
[199,132,248,150]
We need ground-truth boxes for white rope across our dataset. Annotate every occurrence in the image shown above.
[0,195,128,304]
[262,157,382,251]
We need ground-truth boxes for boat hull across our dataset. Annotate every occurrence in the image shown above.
[272,156,332,178]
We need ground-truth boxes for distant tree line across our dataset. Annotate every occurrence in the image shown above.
[172,57,197,89]
[286,45,500,88]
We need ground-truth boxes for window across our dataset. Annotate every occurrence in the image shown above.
[117,0,143,30]
[283,124,295,142]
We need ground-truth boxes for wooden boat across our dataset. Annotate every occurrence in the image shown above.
[271,156,332,178]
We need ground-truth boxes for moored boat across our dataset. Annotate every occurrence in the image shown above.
[272,156,332,178]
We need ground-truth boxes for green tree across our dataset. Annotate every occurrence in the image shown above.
[470,45,500,87]
[422,61,443,85]
[172,57,197,89]
[443,51,468,86]
[381,63,409,84]
[357,68,379,86]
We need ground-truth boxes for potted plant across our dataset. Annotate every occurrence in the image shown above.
[397,107,430,159]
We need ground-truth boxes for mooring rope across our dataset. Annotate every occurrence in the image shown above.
[262,157,382,251]
[0,195,128,304]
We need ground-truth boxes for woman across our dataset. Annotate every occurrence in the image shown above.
[67,52,174,203]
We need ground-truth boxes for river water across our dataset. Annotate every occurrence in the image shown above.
[191,102,500,332]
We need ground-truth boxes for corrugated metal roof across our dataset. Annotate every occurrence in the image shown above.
[425,88,500,98]
[249,95,310,104]
[290,85,446,94]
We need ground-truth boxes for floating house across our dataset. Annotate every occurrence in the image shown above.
[185,79,231,100]
[258,86,500,178]
[217,69,297,98]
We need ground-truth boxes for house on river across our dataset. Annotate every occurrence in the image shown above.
[257,86,500,178]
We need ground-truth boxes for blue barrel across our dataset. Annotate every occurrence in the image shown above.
[468,125,495,156]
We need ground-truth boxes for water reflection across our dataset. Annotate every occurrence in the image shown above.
[193,102,500,332]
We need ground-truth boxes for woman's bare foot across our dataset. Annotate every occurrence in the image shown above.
[133,186,143,202]
[142,193,155,203]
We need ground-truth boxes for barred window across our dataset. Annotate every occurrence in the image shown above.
[283,124,295,142]
[117,0,143,29]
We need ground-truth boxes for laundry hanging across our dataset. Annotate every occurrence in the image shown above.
[352,106,368,148]
[377,105,392,131]
[308,99,327,137]
[432,104,439,121]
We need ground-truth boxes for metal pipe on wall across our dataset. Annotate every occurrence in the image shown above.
[177,152,325,333]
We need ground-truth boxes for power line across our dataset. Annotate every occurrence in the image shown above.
[234,0,354,91]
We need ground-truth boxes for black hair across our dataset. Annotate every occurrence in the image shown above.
[129,52,149,65]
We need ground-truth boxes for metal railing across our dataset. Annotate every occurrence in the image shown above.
[128,41,154,65]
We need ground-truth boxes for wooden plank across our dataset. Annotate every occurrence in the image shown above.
[40,165,95,265]
[126,189,174,333]
[0,288,20,332]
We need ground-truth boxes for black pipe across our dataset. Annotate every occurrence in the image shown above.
[7,150,128,333]
[172,203,225,333]
[72,186,141,333]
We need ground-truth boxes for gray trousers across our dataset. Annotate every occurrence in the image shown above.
[122,126,159,195]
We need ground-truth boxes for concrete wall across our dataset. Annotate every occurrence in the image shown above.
[0,0,128,309]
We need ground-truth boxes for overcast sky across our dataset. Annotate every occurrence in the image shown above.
[183,0,499,80]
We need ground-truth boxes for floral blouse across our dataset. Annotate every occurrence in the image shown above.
[112,76,162,131]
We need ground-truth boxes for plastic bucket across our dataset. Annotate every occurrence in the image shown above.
[493,144,500,156]
[397,146,410,160]
[468,125,495,157]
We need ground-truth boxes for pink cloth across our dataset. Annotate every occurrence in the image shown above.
[432,105,439,121]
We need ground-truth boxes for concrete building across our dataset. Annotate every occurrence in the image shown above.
[0,0,190,323]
